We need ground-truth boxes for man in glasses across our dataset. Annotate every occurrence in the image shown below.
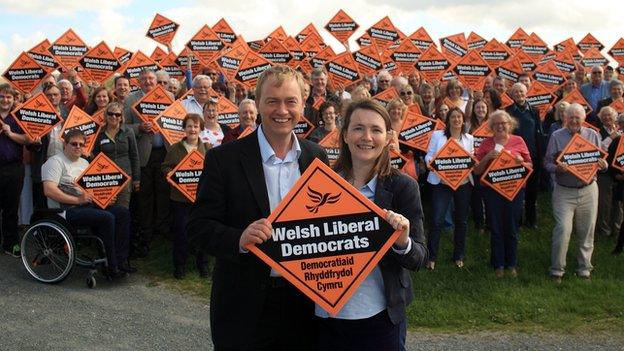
[41,129,132,278]
[182,75,212,115]
[581,66,610,122]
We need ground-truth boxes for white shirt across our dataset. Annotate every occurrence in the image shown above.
[200,127,224,146]
[425,130,474,185]
[181,96,204,115]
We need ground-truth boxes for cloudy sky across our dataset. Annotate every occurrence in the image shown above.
[1,0,623,71]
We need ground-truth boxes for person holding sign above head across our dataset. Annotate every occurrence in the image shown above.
[316,99,427,351]
[307,101,339,143]
[474,111,532,278]
[41,129,132,279]
[199,99,230,147]
[187,65,328,351]
[221,98,258,144]
[425,107,474,270]
[544,103,607,283]
[162,113,211,280]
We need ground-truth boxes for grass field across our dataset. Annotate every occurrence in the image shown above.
[138,193,624,333]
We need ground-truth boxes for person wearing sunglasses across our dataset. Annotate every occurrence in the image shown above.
[42,129,132,278]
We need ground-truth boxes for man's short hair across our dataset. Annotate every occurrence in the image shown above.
[254,65,306,102]
[139,68,156,78]
[565,103,586,118]
[63,129,86,143]
[511,82,527,93]
[57,79,72,88]
[238,98,256,112]
[311,67,327,79]
[192,75,212,88]
[114,75,129,86]
[610,79,623,90]
[155,70,170,81]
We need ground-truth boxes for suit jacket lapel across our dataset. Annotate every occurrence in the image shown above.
[374,176,393,210]
[297,140,314,171]
[240,131,271,217]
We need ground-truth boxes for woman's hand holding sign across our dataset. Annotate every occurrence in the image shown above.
[240,218,273,251]
[386,210,409,250]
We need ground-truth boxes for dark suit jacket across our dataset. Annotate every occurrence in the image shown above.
[374,172,428,324]
[187,130,328,349]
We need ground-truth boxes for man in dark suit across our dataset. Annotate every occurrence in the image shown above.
[188,65,328,351]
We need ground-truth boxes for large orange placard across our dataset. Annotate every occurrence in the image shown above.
[428,138,476,190]
[294,115,315,139]
[372,87,400,108]
[212,18,237,45]
[416,46,450,83]
[79,41,120,83]
[611,136,624,172]
[49,29,88,71]
[2,52,47,94]
[59,106,100,156]
[75,153,130,209]
[12,92,63,140]
[146,13,179,46]
[324,9,359,43]
[480,150,533,201]
[556,133,606,184]
[398,111,437,152]
[351,43,383,76]
[186,25,225,63]
[247,159,400,315]
[132,85,174,123]
[365,16,400,50]
[325,52,361,88]
[409,27,434,51]
[526,81,557,120]
[28,39,58,73]
[452,50,491,91]
[167,150,204,203]
[154,100,187,145]
[234,50,273,90]
[318,129,340,167]
[472,123,493,150]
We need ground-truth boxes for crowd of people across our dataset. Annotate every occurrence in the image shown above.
[2,23,624,349]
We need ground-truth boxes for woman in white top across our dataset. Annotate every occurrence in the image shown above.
[424,107,474,269]
[200,99,230,147]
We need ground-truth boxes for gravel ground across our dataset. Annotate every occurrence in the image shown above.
[1,253,622,351]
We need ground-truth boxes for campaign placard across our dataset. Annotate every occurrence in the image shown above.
[610,136,624,172]
[500,92,514,109]
[608,38,624,64]
[398,111,437,152]
[513,50,538,72]
[259,39,293,65]
[283,36,305,69]
[75,153,130,209]
[577,33,604,52]
[352,43,383,76]
[390,39,421,74]
[247,159,400,315]
[478,39,510,70]
[266,26,289,43]
[296,23,323,43]
[214,94,241,128]
[440,33,468,61]
[452,50,491,91]
[238,126,253,139]
[212,18,237,45]
[325,9,359,43]
[91,109,105,126]
[472,123,493,150]
[234,50,273,89]
[311,46,336,69]
[27,39,58,73]
[562,89,593,116]
[553,50,576,73]
[521,33,549,58]
[505,28,529,49]
[538,49,556,66]
[247,39,266,52]
[356,33,372,47]
[609,99,624,115]
[495,57,523,83]
[150,46,168,64]
[146,13,179,46]
[318,129,340,167]
[12,92,62,140]
[325,52,361,88]
[49,29,88,71]
[428,138,476,190]
[2,52,47,94]
[480,150,533,201]
[556,133,606,184]
[300,36,323,59]
[294,115,315,139]
[59,106,100,156]
[153,100,186,145]
[215,42,249,83]
[467,31,487,51]
[408,27,434,51]
[365,16,400,50]
[389,149,408,171]
[372,87,400,108]
[187,25,225,63]
[132,85,174,123]
[526,81,557,120]
[555,38,576,53]
[122,50,161,83]
[166,150,204,203]
[114,46,133,66]
[416,46,450,83]
[159,53,184,79]
[580,48,608,72]
[78,41,120,83]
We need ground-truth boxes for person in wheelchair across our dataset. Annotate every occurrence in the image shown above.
[41,129,134,279]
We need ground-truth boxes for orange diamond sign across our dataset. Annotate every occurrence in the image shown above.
[75,153,130,209]
[247,159,400,315]
[428,138,477,190]
[12,92,63,140]
[480,150,533,201]
[167,150,204,203]
[556,133,606,184]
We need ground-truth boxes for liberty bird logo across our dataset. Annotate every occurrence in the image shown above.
[95,162,107,172]
[188,157,201,167]
[305,186,341,213]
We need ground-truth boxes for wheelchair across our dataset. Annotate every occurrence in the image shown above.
[21,209,109,289]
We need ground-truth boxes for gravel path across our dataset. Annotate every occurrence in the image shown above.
[2,253,622,350]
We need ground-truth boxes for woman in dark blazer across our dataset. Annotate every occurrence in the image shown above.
[318,99,428,351]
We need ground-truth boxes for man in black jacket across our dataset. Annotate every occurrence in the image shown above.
[188,66,328,350]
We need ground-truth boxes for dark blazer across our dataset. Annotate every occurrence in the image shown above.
[374,172,428,324]
[187,130,328,349]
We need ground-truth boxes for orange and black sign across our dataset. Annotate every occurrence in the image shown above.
[12,92,62,140]
[472,123,493,150]
[266,26,289,43]
[556,133,606,184]
[175,47,205,78]
[91,109,105,126]
[372,87,400,109]
[247,39,266,52]
[610,99,624,115]
[608,38,624,64]
[577,33,604,52]
[154,100,187,145]
[114,46,133,65]
[167,150,204,203]
[500,92,514,109]
[215,42,249,83]
[150,46,168,64]
[521,33,549,58]
[214,94,240,128]
[495,57,523,83]
[428,138,476,190]
[300,35,323,59]
[159,53,184,79]
[365,16,400,50]
[325,9,359,43]
[390,149,408,171]
[356,33,372,47]
[311,46,336,69]
[478,39,510,70]
[284,36,305,69]
[122,50,161,83]
[2,52,47,94]
[467,31,487,51]
[27,39,58,73]
[415,46,450,83]
[553,50,576,73]
[398,111,437,152]
[408,27,434,51]
[325,52,361,88]
[60,106,100,156]
[505,27,530,49]
[259,39,293,65]
[319,129,341,166]
[186,25,225,63]
[132,85,174,123]
[296,23,323,43]
[538,49,556,66]
[526,81,556,120]
[75,153,130,209]
[452,50,491,91]
[390,39,421,74]
[440,33,468,61]
[247,158,400,315]
[238,126,253,139]
[480,150,533,201]
[611,136,624,172]
[294,115,315,139]
[562,89,593,116]
[555,38,576,53]
[580,48,608,72]
[352,43,383,76]
[235,50,273,90]
[146,13,179,46]
[212,18,237,45]
[49,29,88,71]
[79,41,120,83]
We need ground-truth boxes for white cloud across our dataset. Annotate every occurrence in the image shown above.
[0,0,128,16]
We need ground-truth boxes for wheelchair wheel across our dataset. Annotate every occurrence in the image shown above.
[21,221,75,284]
